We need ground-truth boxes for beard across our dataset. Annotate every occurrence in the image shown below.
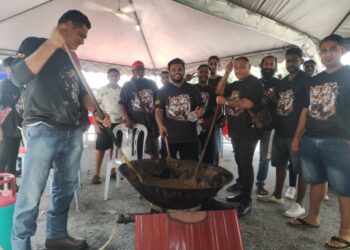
[170,75,183,84]
[261,68,276,80]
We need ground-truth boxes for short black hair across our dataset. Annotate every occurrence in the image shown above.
[260,55,277,69]
[58,10,91,29]
[2,57,15,67]
[197,64,210,71]
[208,55,220,62]
[107,68,120,75]
[286,47,303,58]
[160,70,169,75]
[235,56,250,63]
[303,59,316,66]
[319,34,344,47]
[167,58,185,70]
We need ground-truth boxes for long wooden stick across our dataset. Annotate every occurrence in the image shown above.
[63,45,142,182]
[192,105,221,181]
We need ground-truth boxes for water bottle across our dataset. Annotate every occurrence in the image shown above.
[187,111,197,122]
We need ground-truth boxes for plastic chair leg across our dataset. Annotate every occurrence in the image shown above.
[103,162,114,200]
[116,168,121,189]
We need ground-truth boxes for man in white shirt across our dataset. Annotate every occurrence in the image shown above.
[92,68,123,184]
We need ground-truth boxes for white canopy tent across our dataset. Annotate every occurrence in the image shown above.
[0,0,349,74]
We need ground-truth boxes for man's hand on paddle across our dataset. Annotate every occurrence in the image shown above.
[94,112,112,128]
[48,27,66,49]
[159,125,168,138]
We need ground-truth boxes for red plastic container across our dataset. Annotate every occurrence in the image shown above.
[135,209,243,250]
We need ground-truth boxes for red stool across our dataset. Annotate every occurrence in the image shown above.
[135,209,243,250]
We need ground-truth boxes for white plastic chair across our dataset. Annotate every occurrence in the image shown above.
[103,123,147,200]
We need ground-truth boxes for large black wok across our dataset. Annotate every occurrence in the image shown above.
[119,159,233,209]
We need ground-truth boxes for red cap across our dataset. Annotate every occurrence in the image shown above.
[131,60,145,70]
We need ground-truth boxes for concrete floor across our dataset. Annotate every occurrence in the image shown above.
[23,131,340,250]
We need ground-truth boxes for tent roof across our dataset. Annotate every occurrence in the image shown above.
[0,0,349,73]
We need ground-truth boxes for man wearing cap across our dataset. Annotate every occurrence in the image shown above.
[119,60,159,159]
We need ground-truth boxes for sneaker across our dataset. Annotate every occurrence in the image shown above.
[258,194,284,204]
[236,202,251,217]
[284,187,296,200]
[226,183,241,193]
[284,202,305,218]
[226,194,241,203]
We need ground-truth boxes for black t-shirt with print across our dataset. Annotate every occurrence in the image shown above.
[194,84,216,119]
[208,75,222,89]
[155,82,203,143]
[261,77,280,127]
[119,78,158,132]
[224,75,263,138]
[274,70,310,138]
[304,66,350,139]
[10,37,88,129]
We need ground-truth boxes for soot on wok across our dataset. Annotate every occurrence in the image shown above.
[119,159,233,209]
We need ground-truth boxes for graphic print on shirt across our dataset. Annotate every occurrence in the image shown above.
[309,82,338,120]
[199,91,209,111]
[226,90,242,116]
[166,94,191,121]
[277,90,294,116]
[131,89,154,113]
[60,68,80,107]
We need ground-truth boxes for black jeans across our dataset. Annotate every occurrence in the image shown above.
[231,130,259,206]
[198,129,215,164]
[0,136,21,174]
[169,142,199,161]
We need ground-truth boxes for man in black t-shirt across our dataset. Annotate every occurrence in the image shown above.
[9,10,111,250]
[160,70,170,87]
[208,55,224,166]
[216,57,263,216]
[290,34,350,249]
[0,58,22,177]
[195,64,216,164]
[155,58,204,160]
[255,55,280,196]
[119,61,159,159]
[258,48,310,219]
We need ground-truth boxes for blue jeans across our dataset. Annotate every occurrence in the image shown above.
[256,130,272,188]
[300,136,350,196]
[12,123,83,250]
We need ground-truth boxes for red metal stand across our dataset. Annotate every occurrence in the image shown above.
[135,209,243,250]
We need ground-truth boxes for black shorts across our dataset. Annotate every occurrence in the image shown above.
[95,123,122,151]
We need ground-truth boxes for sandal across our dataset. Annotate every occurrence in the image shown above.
[256,187,269,196]
[325,236,350,249]
[91,175,101,184]
[288,218,320,228]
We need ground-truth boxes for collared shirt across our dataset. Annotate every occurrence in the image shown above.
[96,84,123,123]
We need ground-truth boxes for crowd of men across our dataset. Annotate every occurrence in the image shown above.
[0,9,349,250]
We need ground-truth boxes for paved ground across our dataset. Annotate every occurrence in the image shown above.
[20,130,339,250]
